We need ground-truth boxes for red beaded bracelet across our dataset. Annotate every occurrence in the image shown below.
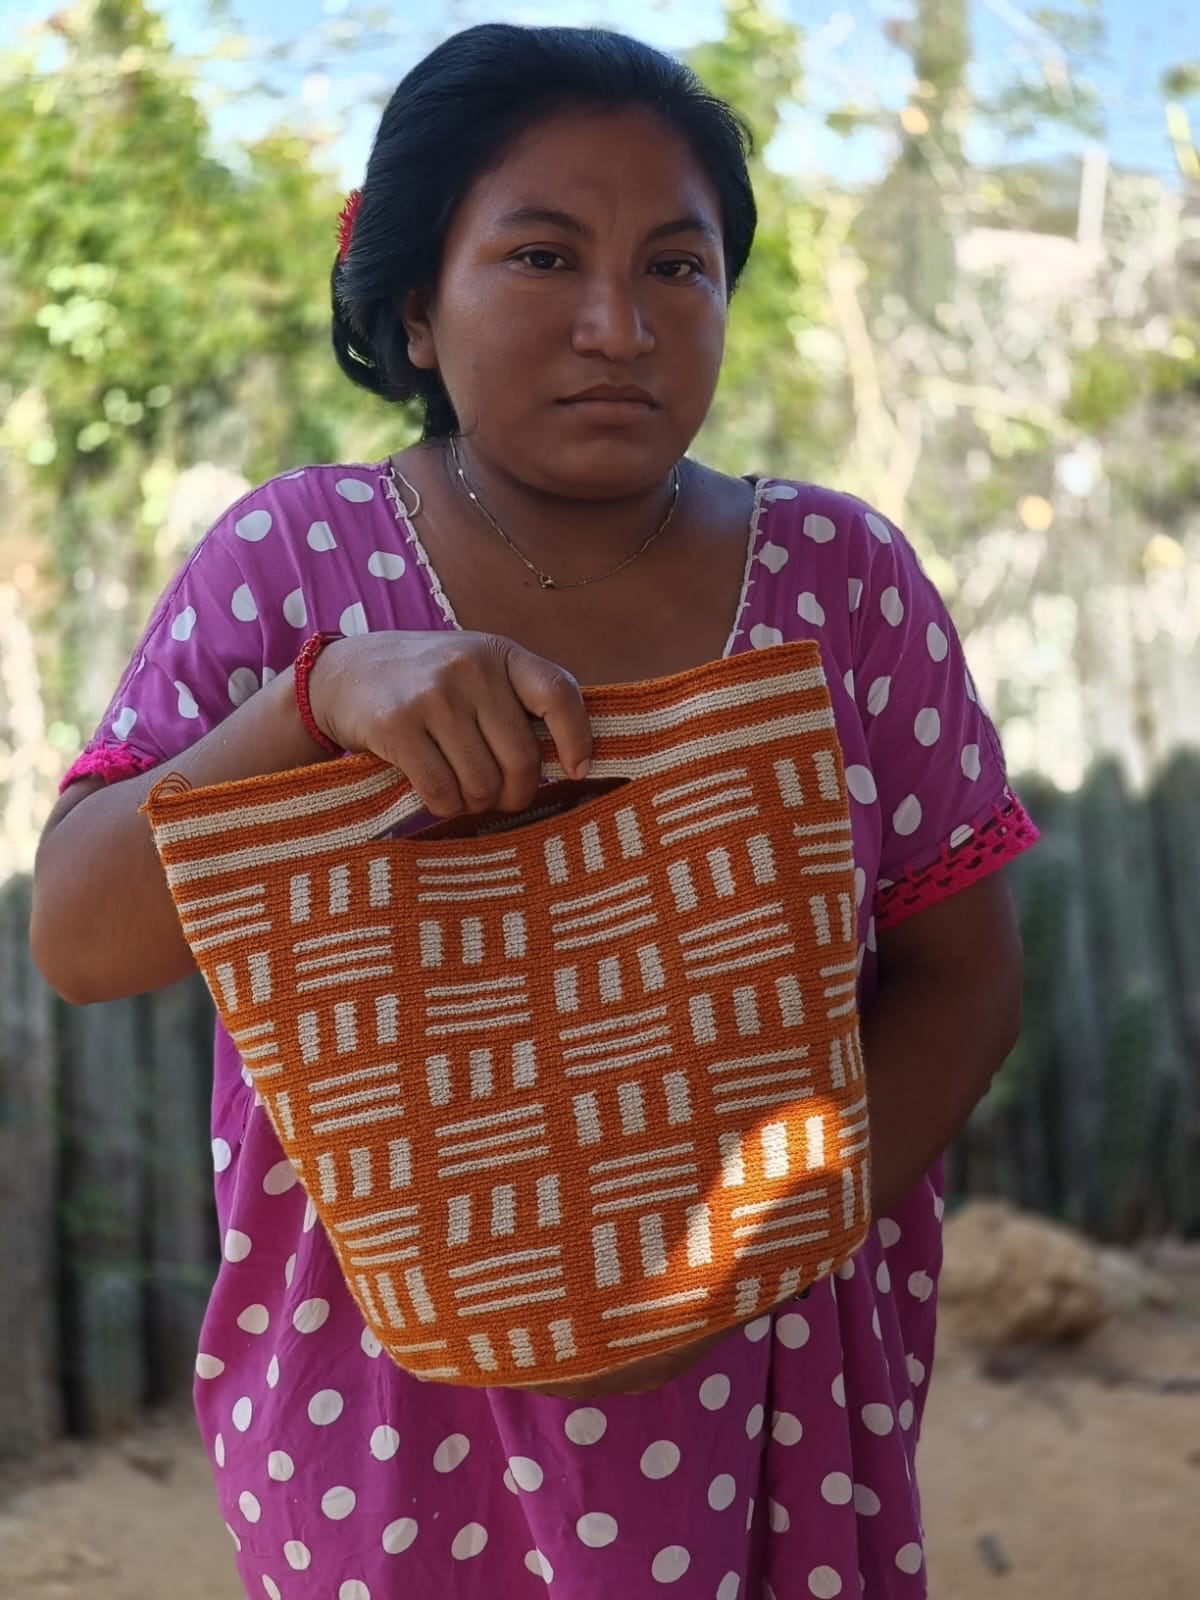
[294,631,343,755]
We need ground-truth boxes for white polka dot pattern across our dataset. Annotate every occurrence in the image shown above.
[322,1485,356,1520]
[564,1408,607,1446]
[433,1433,470,1473]
[576,1512,618,1548]
[508,1454,543,1491]
[262,1159,297,1195]
[68,467,1026,1598]
[283,588,308,628]
[382,1518,418,1555]
[227,667,258,708]
[370,1425,399,1461]
[651,1545,691,1582]
[307,1389,343,1426]
[234,509,271,542]
[525,1549,553,1582]
[172,605,197,641]
[771,1409,803,1445]
[293,1297,330,1334]
[451,1523,488,1561]
[699,1373,731,1411]
[708,1473,736,1510]
[640,1440,681,1479]
[368,550,406,580]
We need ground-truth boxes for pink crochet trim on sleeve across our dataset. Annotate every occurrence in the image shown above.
[59,745,158,794]
[873,794,1039,933]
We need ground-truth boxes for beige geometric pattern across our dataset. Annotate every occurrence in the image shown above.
[146,643,871,1388]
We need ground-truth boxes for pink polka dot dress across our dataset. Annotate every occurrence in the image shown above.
[66,463,1035,1599]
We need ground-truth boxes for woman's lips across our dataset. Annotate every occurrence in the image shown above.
[558,396,657,424]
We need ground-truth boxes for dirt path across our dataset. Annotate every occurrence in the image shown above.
[2,1320,1197,1599]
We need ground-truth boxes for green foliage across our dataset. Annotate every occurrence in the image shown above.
[1147,321,1200,397]
[978,5,1106,140]
[0,0,404,728]
[1161,63,1200,99]
[1065,342,1146,431]
[688,1,833,477]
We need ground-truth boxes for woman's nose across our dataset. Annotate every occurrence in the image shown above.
[570,275,655,362]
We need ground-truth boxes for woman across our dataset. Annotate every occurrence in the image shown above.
[32,23,1033,1600]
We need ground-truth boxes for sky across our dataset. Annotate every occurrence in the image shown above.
[4,0,1197,192]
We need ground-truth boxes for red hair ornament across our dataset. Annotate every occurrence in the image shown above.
[337,189,362,263]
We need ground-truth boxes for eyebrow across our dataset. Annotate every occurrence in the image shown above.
[493,206,720,245]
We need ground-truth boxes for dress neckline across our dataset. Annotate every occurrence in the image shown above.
[379,463,775,662]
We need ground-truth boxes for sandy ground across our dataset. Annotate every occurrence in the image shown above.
[1,1304,1197,1600]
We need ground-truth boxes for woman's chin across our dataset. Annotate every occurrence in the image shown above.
[525,423,689,500]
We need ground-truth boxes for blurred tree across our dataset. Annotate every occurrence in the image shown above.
[820,0,1116,558]
[0,0,404,744]
[890,0,970,320]
[688,0,836,479]
[1,0,1196,768]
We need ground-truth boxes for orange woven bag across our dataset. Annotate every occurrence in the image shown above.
[144,643,871,1389]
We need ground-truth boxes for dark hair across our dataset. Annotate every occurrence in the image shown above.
[330,23,757,438]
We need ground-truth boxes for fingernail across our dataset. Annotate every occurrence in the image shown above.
[575,758,592,780]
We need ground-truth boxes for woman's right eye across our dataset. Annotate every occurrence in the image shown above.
[515,249,567,272]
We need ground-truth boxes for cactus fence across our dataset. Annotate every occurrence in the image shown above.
[1,751,1198,1459]
[947,751,1200,1240]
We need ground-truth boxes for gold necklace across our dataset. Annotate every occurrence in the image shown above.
[448,435,681,591]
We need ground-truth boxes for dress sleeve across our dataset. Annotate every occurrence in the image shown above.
[60,495,273,791]
[847,503,1038,933]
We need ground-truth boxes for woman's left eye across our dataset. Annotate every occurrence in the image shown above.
[516,249,565,271]
[652,259,702,281]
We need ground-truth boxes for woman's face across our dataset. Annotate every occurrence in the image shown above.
[405,105,730,499]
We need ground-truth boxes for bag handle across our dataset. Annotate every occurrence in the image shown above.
[144,642,825,867]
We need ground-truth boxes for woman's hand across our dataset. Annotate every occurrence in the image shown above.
[307,630,594,815]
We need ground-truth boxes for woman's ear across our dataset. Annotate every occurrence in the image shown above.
[401,287,438,371]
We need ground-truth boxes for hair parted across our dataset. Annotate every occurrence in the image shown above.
[330,23,757,438]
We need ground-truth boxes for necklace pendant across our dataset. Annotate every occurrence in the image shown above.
[449,435,681,594]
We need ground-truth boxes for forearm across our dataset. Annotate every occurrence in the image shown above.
[31,668,332,1005]
[860,928,1023,1220]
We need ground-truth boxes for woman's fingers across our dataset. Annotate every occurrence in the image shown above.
[313,630,594,814]
[474,697,545,815]
[423,708,507,815]
[380,726,466,818]
[503,645,594,780]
